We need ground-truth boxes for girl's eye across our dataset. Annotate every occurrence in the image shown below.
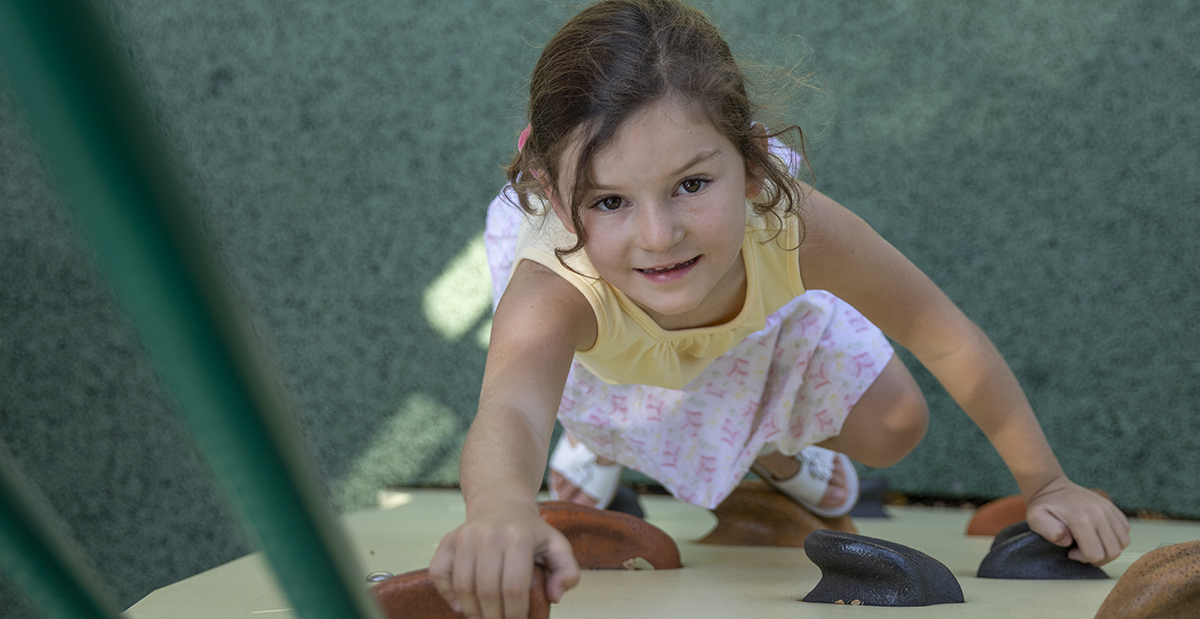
[679,178,709,194]
[594,196,626,211]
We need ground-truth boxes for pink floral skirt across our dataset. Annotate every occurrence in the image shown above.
[485,191,894,509]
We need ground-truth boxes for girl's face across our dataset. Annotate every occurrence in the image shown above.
[551,98,761,330]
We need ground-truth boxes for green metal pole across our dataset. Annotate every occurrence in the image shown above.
[0,447,120,619]
[0,2,384,618]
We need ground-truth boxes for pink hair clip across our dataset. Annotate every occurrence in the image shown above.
[518,123,532,152]
[517,123,541,180]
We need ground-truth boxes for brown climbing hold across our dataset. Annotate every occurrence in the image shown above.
[696,481,856,547]
[371,566,550,619]
[967,495,1027,536]
[538,500,682,570]
[1095,540,1200,619]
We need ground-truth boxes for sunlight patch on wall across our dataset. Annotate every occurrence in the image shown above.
[335,393,464,510]
[423,235,491,341]
[474,318,492,349]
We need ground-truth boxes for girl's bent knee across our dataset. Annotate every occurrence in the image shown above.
[872,388,928,467]
[884,358,928,435]
[892,391,929,448]
[829,357,929,468]
[851,375,928,469]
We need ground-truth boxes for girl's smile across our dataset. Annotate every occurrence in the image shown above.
[637,255,699,277]
[635,255,702,289]
[551,97,762,330]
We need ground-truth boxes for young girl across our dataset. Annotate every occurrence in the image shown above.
[430,1,1131,617]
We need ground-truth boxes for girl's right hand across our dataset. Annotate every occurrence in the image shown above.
[432,260,592,617]
[429,506,580,619]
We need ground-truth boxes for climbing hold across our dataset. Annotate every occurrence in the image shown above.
[696,481,856,547]
[607,485,645,519]
[976,521,1108,579]
[848,477,891,519]
[966,495,1027,536]
[802,529,964,606]
[1095,540,1200,619]
[539,500,681,569]
[371,567,549,619]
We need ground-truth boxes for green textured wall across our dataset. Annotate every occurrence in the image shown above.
[1,0,1197,614]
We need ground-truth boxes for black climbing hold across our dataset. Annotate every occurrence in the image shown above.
[976,521,1109,580]
[848,477,891,518]
[606,485,644,519]
[802,530,964,606]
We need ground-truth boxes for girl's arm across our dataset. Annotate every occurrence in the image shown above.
[430,260,596,619]
[796,186,1130,565]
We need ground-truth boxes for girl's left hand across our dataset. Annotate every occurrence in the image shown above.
[1024,476,1132,565]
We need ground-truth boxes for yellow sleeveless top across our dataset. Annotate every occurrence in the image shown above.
[513,200,804,389]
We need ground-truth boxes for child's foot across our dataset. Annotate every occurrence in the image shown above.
[754,450,848,508]
[548,435,621,508]
[550,466,616,508]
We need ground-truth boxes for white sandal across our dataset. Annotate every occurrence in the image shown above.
[750,445,859,518]
[548,434,621,508]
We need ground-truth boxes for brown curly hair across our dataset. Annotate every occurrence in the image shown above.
[506,0,809,264]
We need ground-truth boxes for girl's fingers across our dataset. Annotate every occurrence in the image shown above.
[429,535,461,612]
[1027,508,1073,547]
[473,544,507,619]
[452,539,482,618]
[1095,508,1132,565]
[1100,527,1125,565]
[1098,504,1131,563]
[430,519,581,617]
[539,531,581,603]
[1110,501,1133,533]
[1077,500,1133,564]
[501,547,533,619]
[1067,522,1105,564]
[1063,508,1129,565]
[1114,510,1133,546]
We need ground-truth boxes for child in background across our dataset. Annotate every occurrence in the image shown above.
[431,1,1131,618]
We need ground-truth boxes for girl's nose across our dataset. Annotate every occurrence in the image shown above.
[636,201,683,252]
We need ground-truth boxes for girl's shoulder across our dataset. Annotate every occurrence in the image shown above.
[499,258,598,352]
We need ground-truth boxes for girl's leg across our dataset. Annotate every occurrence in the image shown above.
[815,355,929,468]
[754,355,928,507]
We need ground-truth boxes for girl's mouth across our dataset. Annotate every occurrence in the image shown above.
[637,256,699,275]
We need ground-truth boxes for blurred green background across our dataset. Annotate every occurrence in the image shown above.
[1,0,1197,614]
